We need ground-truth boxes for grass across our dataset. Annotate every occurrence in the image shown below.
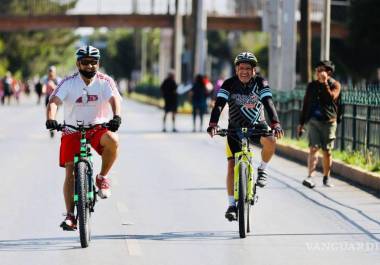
[278,137,380,174]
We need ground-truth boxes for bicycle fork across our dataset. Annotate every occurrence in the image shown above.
[73,155,95,210]
[233,153,255,204]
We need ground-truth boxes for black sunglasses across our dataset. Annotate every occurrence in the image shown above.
[80,59,99,66]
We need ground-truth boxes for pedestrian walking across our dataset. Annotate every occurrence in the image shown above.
[297,60,342,188]
[160,71,178,132]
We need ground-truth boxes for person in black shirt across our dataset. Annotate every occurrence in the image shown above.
[190,74,208,132]
[160,71,178,132]
[207,52,284,221]
[297,60,341,188]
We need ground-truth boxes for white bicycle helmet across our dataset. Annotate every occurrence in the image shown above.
[234,52,258,66]
[76,45,100,60]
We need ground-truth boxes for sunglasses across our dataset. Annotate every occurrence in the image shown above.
[80,59,99,66]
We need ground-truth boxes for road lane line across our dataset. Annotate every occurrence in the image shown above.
[125,239,142,256]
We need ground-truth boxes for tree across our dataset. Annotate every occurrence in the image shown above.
[91,29,137,80]
[348,0,380,80]
[0,0,78,79]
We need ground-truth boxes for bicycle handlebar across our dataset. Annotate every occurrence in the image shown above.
[215,127,273,138]
[55,123,108,132]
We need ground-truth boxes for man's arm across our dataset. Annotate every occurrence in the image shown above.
[323,79,341,100]
[209,97,227,125]
[261,96,280,125]
[46,95,62,120]
[109,95,121,117]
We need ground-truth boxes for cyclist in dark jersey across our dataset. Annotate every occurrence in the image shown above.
[207,52,284,221]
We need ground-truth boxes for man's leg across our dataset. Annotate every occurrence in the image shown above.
[63,162,75,214]
[192,108,197,132]
[99,131,119,176]
[302,146,319,188]
[260,135,276,162]
[60,162,76,230]
[225,159,237,221]
[96,131,119,198]
[163,111,167,132]
[322,149,334,187]
[226,159,234,196]
[257,136,276,187]
[172,111,177,132]
[308,146,319,177]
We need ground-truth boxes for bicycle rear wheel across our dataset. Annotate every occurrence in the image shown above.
[238,163,248,238]
[76,161,91,248]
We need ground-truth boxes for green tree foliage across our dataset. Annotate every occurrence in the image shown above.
[0,0,78,79]
[92,29,137,80]
[348,0,380,80]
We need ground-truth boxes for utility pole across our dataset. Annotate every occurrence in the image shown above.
[281,0,297,90]
[193,0,207,75]
[173,0,182,83]
[300,0,312,83]
[321,0,331,60]
[265,0,282,90]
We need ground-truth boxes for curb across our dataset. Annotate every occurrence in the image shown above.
[275,143,380,193]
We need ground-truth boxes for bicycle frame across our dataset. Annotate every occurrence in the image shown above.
[73,126,94,204]
[233,128,255,203]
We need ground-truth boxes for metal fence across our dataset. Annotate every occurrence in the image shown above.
[273,85,380,158]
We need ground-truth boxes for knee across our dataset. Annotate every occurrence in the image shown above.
[309,147,319,155]
[323,149,332,157]
[103,132,119,150]
[262,136,276,149]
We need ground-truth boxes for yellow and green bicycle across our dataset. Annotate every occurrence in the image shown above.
[216,126,272,238]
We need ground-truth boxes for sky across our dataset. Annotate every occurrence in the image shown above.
[69,0,231,15]
[69,0,231,35]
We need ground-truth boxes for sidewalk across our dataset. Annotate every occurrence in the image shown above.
[275,142,380,193]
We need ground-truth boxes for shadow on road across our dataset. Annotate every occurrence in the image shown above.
[270,168,380,242]
[0,236,80,251]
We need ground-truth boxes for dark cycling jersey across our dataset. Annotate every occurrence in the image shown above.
[209,75,279,128]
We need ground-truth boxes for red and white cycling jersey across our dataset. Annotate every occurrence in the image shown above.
[51,71,121,127]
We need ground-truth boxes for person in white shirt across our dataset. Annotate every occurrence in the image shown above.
[46,45,122,231]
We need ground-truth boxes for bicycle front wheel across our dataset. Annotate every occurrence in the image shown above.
[76,161,91,248]
[238,162,248,238]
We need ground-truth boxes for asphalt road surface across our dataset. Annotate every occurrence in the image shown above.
[0,96,379,265]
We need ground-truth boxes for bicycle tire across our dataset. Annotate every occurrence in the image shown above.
[76,161,91,248]
[238,162,248,238]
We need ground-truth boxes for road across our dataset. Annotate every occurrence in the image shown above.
[0,96,379,265]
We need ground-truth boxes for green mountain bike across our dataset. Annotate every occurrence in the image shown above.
[216,126,272,238]
[56,122,107,248]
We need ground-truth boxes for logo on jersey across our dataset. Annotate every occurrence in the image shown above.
[76,95,98,103]
[244,103,257,109]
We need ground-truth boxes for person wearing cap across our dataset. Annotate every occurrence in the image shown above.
[297,60,341,188]
[45,45,122,231]
[207,51,284,221]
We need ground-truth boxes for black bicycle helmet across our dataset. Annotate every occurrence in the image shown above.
[234,52,258,67]
[75,45,100,60]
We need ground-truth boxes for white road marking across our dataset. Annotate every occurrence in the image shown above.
[125,239,142,256]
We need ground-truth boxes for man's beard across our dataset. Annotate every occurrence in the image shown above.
[79,69,96,79]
